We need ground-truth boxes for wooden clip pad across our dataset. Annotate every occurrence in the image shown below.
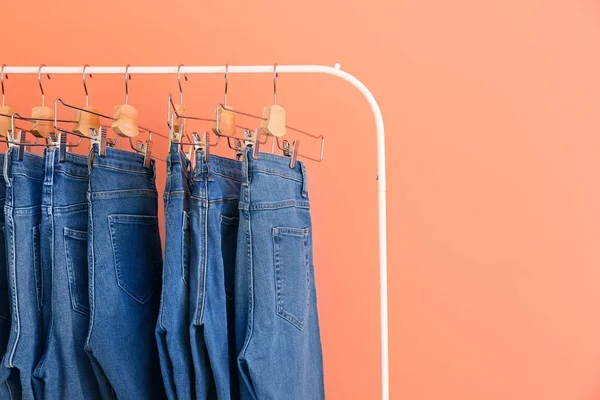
[31,106,54,138]
[112,104,139,138]
[173,104,187,135]
[74,107,101,137]
[0,105,15,137]
[261,105,286,137]
[212,104,236,136]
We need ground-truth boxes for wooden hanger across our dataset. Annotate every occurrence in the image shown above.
[0,65,14,138]
[172,64,187,136]
[212,64,237,136]
[73,65,101,137]
[30,65,54,139]
[261,64,286,138]
[112,65,140,138]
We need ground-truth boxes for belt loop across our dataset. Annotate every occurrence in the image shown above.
[3,148,11,186]
[44,148,54,185]
[300,162,308,198]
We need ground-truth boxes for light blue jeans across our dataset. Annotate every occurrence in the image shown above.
[85,145,164,399]
[32,149,102,399]
[235,151,325,400]
[156,142,195,399]
[189,151,241,399]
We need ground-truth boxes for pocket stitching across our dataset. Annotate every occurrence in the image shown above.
[64,228,90,316]
[108,214,160,304]
[273,227,310,331]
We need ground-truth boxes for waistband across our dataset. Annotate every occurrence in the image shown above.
[45,148,89,179]
[193,151,243,182]
[244,149,306,185]
[90,144,155,177]
[4,147,44,182]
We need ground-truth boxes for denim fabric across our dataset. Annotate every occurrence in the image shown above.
[156,142,195,399]
[189,151,241,399]
[235,151,324,400]
[31,149,102,399]
[85,145,164,399]
[0,153,19,400]
[0,148,44,400]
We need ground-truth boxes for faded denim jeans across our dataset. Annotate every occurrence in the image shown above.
[235,151,325,400]
[32,149,102,399]
[0,149,45,400]
[156,142,195,399]
[85,145,164,399]
[189,152,241,399]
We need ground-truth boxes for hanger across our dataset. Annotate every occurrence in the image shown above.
[213,64,237,137]
[72,65,101,137]
[52,65,167,166]
[112,64,139,138]
[0,65,15,138]
[261,64,286,137]
[30,65,55,139]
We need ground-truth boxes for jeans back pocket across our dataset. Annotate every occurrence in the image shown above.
[33,225,42,312]
[272,226,310,330]
[64,228,90,316]
[108,214,162,304]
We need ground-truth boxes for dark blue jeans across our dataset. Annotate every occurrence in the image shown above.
[85,145,164,399]
[235,151,325,400]
[156,143,195,399]
[31,149,102,399]
[189,152,241,399]
[0,149,45,400]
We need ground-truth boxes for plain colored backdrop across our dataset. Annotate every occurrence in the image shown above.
[3,0,600,399]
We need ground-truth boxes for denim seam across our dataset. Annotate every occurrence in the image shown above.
[250,169,303,183]
[84,190,95,353]
[194,178,209,325]
[32,226,43,312]
[211,171,243,183]
[92,164,152,176]
[181,211,190,285]
[5,211,19,368]
[157,190,171,332]
[240,200,310,211]
[90,189,158,200]
[55,170,89,181]
[9,173,44,182]
[239,192,256,377]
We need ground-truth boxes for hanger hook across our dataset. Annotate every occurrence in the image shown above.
[38,64,50,107]
[1,64,6,107]
[177,64,187,104]
[224,64,229,106]
[273,63,278,105]
[82,64,91,107]
[124,64,131,105]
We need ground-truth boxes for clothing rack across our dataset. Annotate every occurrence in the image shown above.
[1,64,389,400]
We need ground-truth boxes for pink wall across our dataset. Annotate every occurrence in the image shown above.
[4,0,600,398]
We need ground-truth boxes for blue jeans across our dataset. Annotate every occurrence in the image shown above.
[0,153,18,400]
[85,145,164,399]
[31,149,102,399]
[0,149,45,400]
[156,143,195,399]
[235,151,325,400]
[189,152,241,399]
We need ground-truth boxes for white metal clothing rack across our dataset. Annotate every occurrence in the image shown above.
[2,64,389,399]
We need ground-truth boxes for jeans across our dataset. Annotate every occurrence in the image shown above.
[0,153,17,400]
[0,149,44,400]
[31,149,102,399]
[156,143,195,399]
[235,151,324,400]
[85,145,164,399]
[189,151,241,399]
